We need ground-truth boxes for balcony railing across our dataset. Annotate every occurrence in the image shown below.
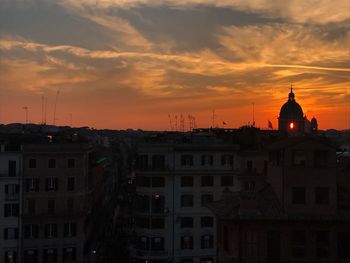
[130,246,168,258]
[134,165,170,172]
[5,194,19,201]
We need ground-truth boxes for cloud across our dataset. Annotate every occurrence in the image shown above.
[1,0,349,130]
[61,0,350,24]
[218,23,350,70]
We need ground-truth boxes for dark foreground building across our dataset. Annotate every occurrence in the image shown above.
[208,137,350,263]
[21,143,91,263]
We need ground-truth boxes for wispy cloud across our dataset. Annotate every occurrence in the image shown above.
[61,0,350,24]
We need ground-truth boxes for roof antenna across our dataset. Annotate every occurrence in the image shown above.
[22,106,28,124]
[252,102,255,127]
[53,89,60,125]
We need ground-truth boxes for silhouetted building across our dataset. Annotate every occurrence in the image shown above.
[208,137,350,263]
[0,144,21,263]
[131,133,239,263]
[21,143,91,263]
[278,88,305,134]
[311,117,318,132]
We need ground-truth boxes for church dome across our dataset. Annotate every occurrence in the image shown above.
[279,88,303,119]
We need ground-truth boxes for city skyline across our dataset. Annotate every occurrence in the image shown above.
[1,0,350,130]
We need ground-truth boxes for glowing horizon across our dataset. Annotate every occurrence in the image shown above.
[0,1,349,131]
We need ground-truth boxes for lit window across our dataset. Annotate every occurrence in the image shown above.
[289,122,295,129]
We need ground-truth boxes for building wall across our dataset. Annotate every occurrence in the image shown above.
[21,144,90,263]
[0,145,21,263]
[218,220,350,263]
[133,142,239,263]
[267,140,337,216]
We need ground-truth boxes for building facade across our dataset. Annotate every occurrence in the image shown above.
[131,133,239,263]
[0,144,21,263]
[209,137,350,263]
[21,144,91,263]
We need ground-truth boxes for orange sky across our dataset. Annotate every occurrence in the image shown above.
[0,1,349,130]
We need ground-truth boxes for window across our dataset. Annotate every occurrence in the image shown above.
[201,217,214,228]
[221,154,233,166]
[314,150,328,167]
[201,155,213,166]
[181,217,193,228]
[29,159,36,169]
[67,177,75,191]
[201,235,214,249]
[136,154,148,170]
[151,218,165,229]
[181,155,193,166]
[67,199,74,212]
[3,228,18,240]
[201,194,213,206]
[46,177,58,191]
[135,195,150,213]
[138,236,149,250]
[292,187,305,204]
[4,204,19,217]
[292,231,306,258]
[48,200,55,214]
[181,195,194,207]
[152,177,165,187]
[221,176,233,186]
[223,225,229,252]
[24,250,38,263]
[43,248,57,263]
[244,181,255,192]
[152,195,165,213]
[67,159,75,168]
[181,176,193,187]
[201,176,213,187]
[8,160,16,177]
[5,184,19,200]
[63,223,77,237]
[246,160,253,171]
[267,231,280,261]
[292,151,307,167]
[136,176,151,187]
[25,178,39,192]
[246,231,258,257]
[24,224,39,239]
[316,231,329,258]
[151,237,164,251]
[26,199,36,215]
[44,224,58,238]
[62,247,76,262]
[48,159,56,168]
[338,232,350,258]
[315,187,329,205]
[181,236,193,249]
[5,251,17,263]
[135,217,150,229]
[261,160,266,175]
[152,155,165,170]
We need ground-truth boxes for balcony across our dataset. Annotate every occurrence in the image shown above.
[5,194,19,201]
[129,246,168,259]
[23,209,86,219]
[134,165,171,173]
[238,168,265,178]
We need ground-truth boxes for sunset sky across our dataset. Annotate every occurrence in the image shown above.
[0,0,349,130]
